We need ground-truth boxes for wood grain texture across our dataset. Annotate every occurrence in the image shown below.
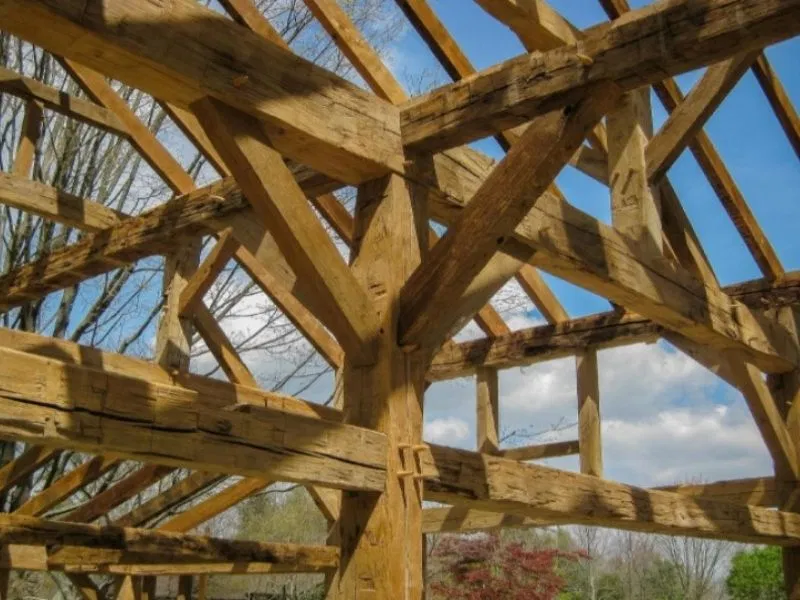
[401,0,800,152]
[0,0,403,183]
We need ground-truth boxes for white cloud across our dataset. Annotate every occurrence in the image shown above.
[425,417,470,444]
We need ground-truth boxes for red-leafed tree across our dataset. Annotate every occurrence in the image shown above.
[429,533,586,600]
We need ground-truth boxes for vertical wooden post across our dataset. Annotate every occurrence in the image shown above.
[115,576,142,600]
[768,308,800,598]
[0,569,9,600]
[332,173,427,599]
[196,574,208,600]
[177,575,193,600]
[141,577,157,600]
[476,367,500,454]
[12,99,43,177]
[608,88,662,255]
[577,348,602,477]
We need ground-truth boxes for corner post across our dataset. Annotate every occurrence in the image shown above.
[332,172,428,599]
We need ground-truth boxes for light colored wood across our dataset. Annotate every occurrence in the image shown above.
[430,311,660,381]
[428,176,798,373]
[499,440,579,462]
[0,179,246,310]
[0,345,386,492]
[474,0,579,50]
[648,52,758,182]
[400,90,618,349]
[752,52,800,160]
[62,465,175,524]
[401,0,800,152]
[303,0,407,103]
[656,477,784,508]
[193,305,258,385]
[515,266,568,324]
[12,99,43,177]
[421,445,800,545]
[0,446,59,496]
[16,455,119,517]
[217,0,287,46]
[608,88,662,255]
[334,174,427,599]
[422,506,555,533]
[0,66,127,136]
[115,576,141,600]
[0,325,343,421]
[66,573,104,600]
[0,513,340,572]
[192,99,380,365]
[476,367,500,454]
[0,0,403,184]
[178,230,239,317]
[197,574,208,600]
[114,472,223,528]
[0,173,124,232]
[728,353,799,480]
[576,349,602,477]
[158,478,269,533]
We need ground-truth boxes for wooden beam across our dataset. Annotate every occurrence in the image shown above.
[576,349,602,477]
[193,305,258,386]
[12,99,43,177]
[647,52,759,182]
[473,0,579,51]
[428,178,798,373]
[401,0,800,152]
[62,465,175,524]
[178,230,239,317]
[498,440,578,462]
[0,179,246,310]
[422,506,555,533]
[114,472,223,529]
[0,513,339,572]
[752,52,800,161]
[0,325,343,421]
[66,574,105,600]
[0,65,127,136]
[608,88,662,254]
[0,344,386,491]
[0,0,404,184]
[429,311,659,381]
[476,367,500,454]
[0,446,60,496]
[656,477,784,508]
[334,174,427,598]
[421,445,800,545]
[16,455,119,517]
[158,477,269,534]
[192,99,381,365]
[400,90,617,349]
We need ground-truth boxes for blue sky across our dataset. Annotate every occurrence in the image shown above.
[365,0,800,487]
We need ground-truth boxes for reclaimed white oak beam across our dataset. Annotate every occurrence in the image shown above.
[421,445,800,545]
[399,90,618,349]
[0,0,404,184]
[498,440,578,462]
[0,514,339,573]
[401,0,800,152]
[753,52,800,160]
[0,345,386,491]
[647,52,759,183]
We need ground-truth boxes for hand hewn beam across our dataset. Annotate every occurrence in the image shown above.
[192,99,381,365]
[752,52,800,161]
[498,440,578,462]
[399,90,618,349]
[0,179,246,310]
[0,344,385,491]
[0,65,127,136]
[0,0,403,183]
[0,513,339,573]
[429,181,798,373]
[401,0,800,152]
[647,52,759,183]
[421,445,800,545]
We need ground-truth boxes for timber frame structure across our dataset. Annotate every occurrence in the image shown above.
[0,0,798,597]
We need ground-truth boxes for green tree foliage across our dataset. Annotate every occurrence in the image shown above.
[726,546,786,600]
